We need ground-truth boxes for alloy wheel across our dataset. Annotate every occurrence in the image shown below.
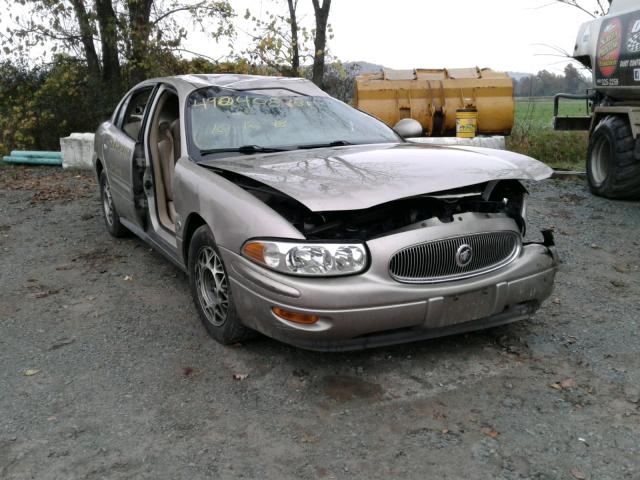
[102,179,115,226]
[195,246,229,327]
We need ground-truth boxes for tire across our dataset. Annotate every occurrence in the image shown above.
[188,225,255,345]
[586,115,640,199]
[99,171,128,237]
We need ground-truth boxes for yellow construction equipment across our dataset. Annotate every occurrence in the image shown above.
[355,67,514,137]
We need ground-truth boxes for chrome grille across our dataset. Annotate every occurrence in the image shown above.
[389,231,521,283]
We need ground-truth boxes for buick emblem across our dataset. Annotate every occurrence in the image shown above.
[455,244,473,267]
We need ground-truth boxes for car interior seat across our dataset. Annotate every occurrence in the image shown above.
[148,91,179,231]
[123,120,141,139]
[171,119,181,161]
[157,121,177,223]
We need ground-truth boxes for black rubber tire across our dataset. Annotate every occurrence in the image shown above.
[99,171,128,237]
[188,225,255,345]
[586,115,640,199]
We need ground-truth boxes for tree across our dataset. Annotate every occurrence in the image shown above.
[243,1,312,77]
[287,0,301,76]
[322,61,359,103]
[3,0,235,87]
[564,63,585,93]
[512,66,591,97]
[311,0,331,86]
[69,0,101,80]
[242,0,334,82]
[96,0,121,84]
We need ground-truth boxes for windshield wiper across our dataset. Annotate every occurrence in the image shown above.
[200,145,293,156]
[199,141,353,157]
[296,140,353,149]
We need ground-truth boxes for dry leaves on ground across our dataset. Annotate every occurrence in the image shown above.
[0,167,95,204]
[481,427,500,438]
[571,468,586,479]
[550,378,576,390]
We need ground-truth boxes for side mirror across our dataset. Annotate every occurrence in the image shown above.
[393,118,423,138]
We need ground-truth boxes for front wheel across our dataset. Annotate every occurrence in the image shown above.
[587,115,640,199]
[188,226,255,345]
[99,171,128,237]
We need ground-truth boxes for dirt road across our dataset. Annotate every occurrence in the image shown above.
[1,166,639,479]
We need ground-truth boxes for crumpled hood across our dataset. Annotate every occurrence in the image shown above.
[201,143,552,212]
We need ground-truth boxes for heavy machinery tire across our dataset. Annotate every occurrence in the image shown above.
[188,225,256,345]
[586,115,640,199]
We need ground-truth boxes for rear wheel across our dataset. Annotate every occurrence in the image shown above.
[587,115,640,199]
[99,171,128,237]
[188,225,254,345]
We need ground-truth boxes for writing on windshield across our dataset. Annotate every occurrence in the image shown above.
[187,88,398,154]
[190,95,316,110]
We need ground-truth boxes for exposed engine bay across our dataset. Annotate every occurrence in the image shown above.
[214,169,527,241]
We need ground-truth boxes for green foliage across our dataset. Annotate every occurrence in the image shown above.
[150,54,274,77]
[0,55,117,155]
[243,1,313,76]
[321,61,358,103]
[0,60,42,156]
[507,97,589,170]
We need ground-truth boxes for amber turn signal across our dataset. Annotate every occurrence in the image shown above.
[243,241,265,263]
[272,307,319,325]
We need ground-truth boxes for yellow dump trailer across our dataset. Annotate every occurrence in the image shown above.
[355,67,514,137]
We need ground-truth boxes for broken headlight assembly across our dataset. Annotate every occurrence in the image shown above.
[242,240,368,276]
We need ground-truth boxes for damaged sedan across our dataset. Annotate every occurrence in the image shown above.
[94,74,557,351]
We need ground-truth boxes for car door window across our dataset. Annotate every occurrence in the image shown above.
[119,88,153,140]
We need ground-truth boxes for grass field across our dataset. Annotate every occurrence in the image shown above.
[507,97,590,171]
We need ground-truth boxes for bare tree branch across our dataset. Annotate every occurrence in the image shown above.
[152,1,207,26]
[552,0,611,17]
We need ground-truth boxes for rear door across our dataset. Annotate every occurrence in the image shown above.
[102,85,156,227]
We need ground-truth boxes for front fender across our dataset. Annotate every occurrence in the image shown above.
[173,159,304,264]
[93,122,110,176]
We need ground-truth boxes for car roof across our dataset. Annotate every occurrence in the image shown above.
[137,74,329,97]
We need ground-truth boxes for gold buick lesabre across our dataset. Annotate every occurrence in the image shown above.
[94,74,557,351]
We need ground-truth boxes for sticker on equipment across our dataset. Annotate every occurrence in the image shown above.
[635,69,640,81]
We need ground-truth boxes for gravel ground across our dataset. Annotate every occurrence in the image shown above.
[1,165,639,480]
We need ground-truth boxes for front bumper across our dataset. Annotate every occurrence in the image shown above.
[221,232,558,351]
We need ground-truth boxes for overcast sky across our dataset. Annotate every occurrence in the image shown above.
[188,0,604,74]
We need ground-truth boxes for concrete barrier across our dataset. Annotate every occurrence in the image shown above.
[60,133,95,170]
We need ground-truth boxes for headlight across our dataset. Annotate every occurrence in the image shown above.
[242,240,368,276]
